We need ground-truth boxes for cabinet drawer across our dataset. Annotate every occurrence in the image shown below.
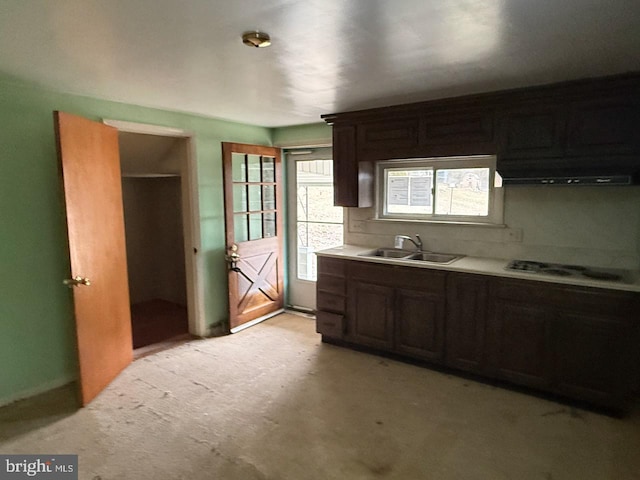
[317,257,346,277]
[492,278,638,316]
[317,274,345,295]
[349,262,446,293]
[317,291,346,313]
[316,311,345,338]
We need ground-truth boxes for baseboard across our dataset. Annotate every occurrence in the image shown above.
[0,376,76,408]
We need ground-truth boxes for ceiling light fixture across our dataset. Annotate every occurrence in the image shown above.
[242,31,271,48]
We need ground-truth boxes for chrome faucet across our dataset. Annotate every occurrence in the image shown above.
[394,234,423,251]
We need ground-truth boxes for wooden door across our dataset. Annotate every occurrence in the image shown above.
[222,143,284,332]
[54,111,133,405]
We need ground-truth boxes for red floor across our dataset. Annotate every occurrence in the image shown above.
[130,299,189,349]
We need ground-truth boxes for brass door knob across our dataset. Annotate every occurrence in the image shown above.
[63,276,92,288]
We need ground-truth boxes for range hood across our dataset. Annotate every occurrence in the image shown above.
[502,174,634,186]
[497,156,640,186]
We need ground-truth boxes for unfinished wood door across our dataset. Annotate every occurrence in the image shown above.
[54,111,133,405]
[222,143,284,332]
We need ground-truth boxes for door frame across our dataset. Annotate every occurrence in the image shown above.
[285,146,339,311]
[104,119,206,337]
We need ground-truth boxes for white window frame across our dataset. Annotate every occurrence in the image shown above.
[375,155,504,225]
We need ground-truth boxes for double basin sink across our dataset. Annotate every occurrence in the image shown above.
[358,248,463,265]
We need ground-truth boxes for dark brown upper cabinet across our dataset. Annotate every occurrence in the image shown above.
[565,98,639,155]
[421,109,495,156]
[357,117,420,160]
[498,104,566,159]
[332,124,374,208]
[323,73,640,206]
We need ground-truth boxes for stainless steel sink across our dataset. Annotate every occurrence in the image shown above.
[358,248,464,264]
[406,252,464,264]
[358,248,414,258]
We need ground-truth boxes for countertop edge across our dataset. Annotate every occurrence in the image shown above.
[316,245,640,293]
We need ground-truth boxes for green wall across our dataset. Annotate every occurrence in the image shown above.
[272,123,331,147]
[0,77,273,405]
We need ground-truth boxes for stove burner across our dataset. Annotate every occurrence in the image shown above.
[582,271,622,281]
[560,265,587,272]
[507,260,549,272]
[506,259,626,283]
[543,268,572,276]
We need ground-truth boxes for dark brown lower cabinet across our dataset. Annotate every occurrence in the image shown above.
[553,311,634,407]
[317,258,640,410]
[486,299,553,389]
[487,278,640,409]
[445,274,488,373]
[316,257,346,338]
[346,261,446,358]
[395,287,445,362]
[349,280,394,350]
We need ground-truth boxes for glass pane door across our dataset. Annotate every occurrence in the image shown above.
[287,149,343,310]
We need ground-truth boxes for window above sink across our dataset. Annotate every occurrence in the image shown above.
[376,155,504,226]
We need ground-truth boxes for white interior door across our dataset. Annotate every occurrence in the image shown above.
[286,148,343,311]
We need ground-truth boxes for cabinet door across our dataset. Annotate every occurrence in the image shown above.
[445,274,488,373]
[332,124,359,207]
[486,299,552,389]
[499,105,566,159]
[395,287,445,362]
[566,98,639,155]
[422,110,495,156]
[349,280,394,350]
[552,311,634,407]
[357,117,420,156]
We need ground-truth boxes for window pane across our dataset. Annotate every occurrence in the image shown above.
[249,213,263,240]
[248,185,262,211]
[233,184,247,212]
[248,154,261,182]
[297,222,343,281]
[232,153,246,182]
[385,168,433,215]
[263,185,276,210]
[297,185,342,223]
[263,212,276,238]
[435,168,490,216]
[262,157,275,182]
[234,214,248,242]
[295,159,343,281]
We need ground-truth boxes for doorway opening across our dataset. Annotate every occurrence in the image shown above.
[106,120,204,357]
[286,147,343,311]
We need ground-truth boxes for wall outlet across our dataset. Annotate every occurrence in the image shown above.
[504,228,523,243]
[350,220,366,233]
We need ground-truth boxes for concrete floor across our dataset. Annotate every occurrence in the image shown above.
[1,313,639,480]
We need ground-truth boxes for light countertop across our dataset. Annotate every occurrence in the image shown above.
[316,245,640,293]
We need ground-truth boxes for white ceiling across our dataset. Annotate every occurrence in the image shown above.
[1,0,639,127]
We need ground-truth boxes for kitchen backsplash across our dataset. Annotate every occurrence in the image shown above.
[345,186,640,270]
